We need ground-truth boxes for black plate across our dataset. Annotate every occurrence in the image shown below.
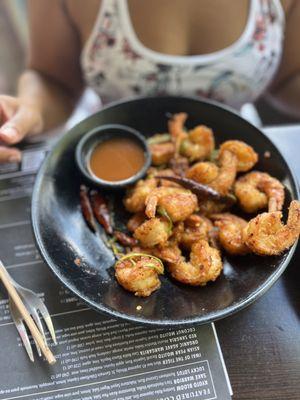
[31,96,299,326]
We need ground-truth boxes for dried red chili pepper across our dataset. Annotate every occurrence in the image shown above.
[156,175,236,206]
[90,190,113,235]
[114,230,138,247]
[80,185,96,232]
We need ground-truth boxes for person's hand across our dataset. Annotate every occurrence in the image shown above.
[0,95,43,163]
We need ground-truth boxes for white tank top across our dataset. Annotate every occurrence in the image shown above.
[81,0,284,108]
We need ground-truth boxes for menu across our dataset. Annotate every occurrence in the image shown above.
[0,142,232,400]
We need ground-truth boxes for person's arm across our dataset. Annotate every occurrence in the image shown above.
[267,0,300,119]
[0,0,84,162]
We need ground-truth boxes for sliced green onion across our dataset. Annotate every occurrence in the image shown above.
[115,253,164,274]
[148,133,171,145]
[226,193,237,203]
[107,237,124,258]
[130,258,136,266]
[179,138,190,153]
[143,263,160,270]
[157,206,173,234]
[209,149,219,162]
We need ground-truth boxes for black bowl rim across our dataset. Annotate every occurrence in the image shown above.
[75,123,151,189]
[31,95,300,327]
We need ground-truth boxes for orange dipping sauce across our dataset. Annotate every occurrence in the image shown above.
[89,137,145,182]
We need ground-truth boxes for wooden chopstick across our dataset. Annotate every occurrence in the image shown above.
[0,261,56,365]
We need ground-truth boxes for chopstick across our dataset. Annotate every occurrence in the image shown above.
[0,261,56,365]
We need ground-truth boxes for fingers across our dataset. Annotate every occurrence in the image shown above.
[0,146,21,163]
[0,96,42,163]
[0,95,19,125]
[0,105,41,145]
[0,125,22,145]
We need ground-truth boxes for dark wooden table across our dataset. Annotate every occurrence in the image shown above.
[216,125,300,400]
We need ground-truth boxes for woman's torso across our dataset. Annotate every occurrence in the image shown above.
[67,0,286,108]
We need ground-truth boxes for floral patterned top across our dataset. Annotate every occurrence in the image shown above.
[81,0,284,109]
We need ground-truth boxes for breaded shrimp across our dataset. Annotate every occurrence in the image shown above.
[127,212,145,232]
[115,254,164,297]
[145,187,198,222]
[168,240,223,286]
[186,150,237,195]
[219,140,258,172]
[180,125,215,162]
[243,200,300,255]
[168,113,188,152]
[179,214,214,250]
[186,162,219,185]
[234,171,285,213]
[211,150,238,195]
[133,239,182,264]
[124,178,157,213]
[149,142,175,166]
[198,199,229,216]
[133,217,171,247]
[211,213,249,255]
[153,241,182,263]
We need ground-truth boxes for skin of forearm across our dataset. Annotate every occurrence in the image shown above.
[267,73,300,119]
[18,70,79,132]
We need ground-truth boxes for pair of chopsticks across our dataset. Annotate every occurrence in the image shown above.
[0,261,56,365]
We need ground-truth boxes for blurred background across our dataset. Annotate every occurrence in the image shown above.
[0,0,27,94]
[0,0,299,125]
